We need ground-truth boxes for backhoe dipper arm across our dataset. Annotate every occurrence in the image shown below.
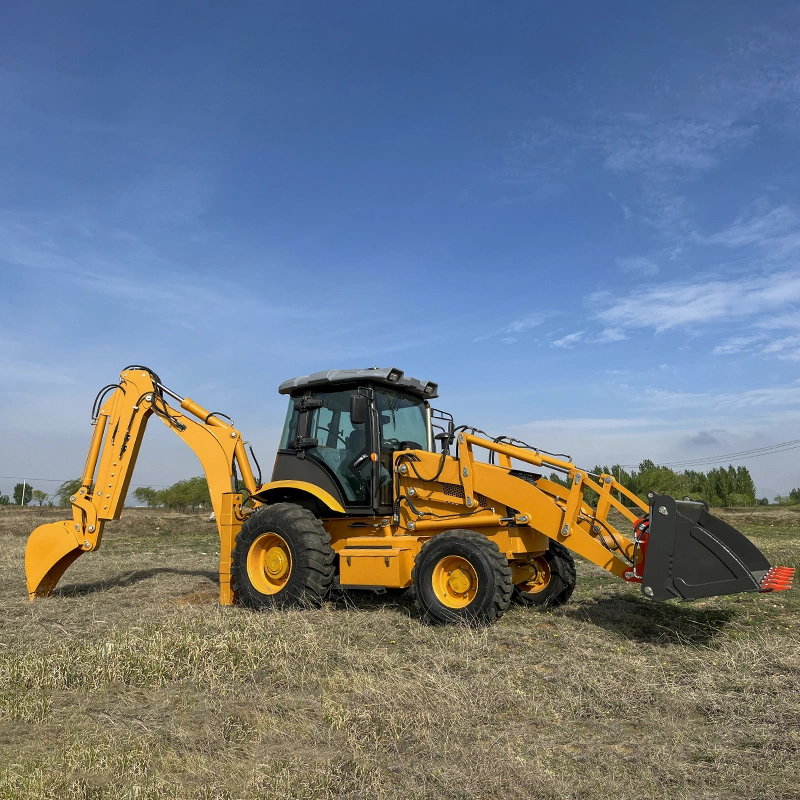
[25,367,259,604]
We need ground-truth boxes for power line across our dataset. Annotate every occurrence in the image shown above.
[621,438,800,470]
[0,476,173,488]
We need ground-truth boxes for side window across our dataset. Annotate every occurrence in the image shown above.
[308,405,335,445]
[305,390,371,506]
[279,403,300,449]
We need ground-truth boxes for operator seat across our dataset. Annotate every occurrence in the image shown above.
[343,426,369,498]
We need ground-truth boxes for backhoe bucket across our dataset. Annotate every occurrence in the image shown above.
[25,521,85,600]
[641,494,792,601]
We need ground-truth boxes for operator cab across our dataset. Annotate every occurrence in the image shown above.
[273,367,438,515]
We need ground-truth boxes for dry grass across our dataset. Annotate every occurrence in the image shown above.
[1,506,798,800]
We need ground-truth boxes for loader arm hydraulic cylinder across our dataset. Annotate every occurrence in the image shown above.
[25,368,260,604]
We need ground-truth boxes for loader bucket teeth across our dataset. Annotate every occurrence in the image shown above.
[641,494,775,602]
[759,566,796,593]
[25,521,85,600]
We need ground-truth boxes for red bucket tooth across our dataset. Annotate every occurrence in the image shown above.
[759,566,795,592]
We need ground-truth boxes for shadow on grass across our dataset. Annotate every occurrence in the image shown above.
[330,586,417,616]
[562,593,737,645]
[54,568,218,597]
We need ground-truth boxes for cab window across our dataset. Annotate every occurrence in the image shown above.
[304,390,371,506]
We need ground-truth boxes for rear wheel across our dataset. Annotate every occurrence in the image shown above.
[412,530,513,625]
[231,503,335,609]
[513,540,576,607]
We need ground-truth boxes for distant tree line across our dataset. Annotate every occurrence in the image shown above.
[774,487,800,506]
[133,477,212,511]
[3,466,797,511]
[549,460,784,507]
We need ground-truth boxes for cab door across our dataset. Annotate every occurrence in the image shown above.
[272,387,378,514]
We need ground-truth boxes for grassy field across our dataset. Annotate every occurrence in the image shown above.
[0,506,798,800]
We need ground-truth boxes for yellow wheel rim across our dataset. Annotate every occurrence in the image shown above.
[247,532,292,595]
[432,555,478,609]
[517,555,551,595]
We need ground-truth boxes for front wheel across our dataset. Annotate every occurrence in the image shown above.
[513,540,576,607]
[412,530,513,625]
[231,503,335,610]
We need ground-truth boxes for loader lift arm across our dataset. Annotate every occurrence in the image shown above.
[394,431,795,601]
[25,366,260,604]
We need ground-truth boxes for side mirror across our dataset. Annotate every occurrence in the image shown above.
[350,395,367,426]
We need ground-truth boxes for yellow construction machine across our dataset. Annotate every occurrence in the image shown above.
[25,366,794,623]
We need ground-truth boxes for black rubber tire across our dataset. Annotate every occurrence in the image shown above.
[231,503,335,610]
[513,540,576,607]
[412,530,513,625]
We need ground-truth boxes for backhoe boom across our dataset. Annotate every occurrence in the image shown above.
[25,367,260,604]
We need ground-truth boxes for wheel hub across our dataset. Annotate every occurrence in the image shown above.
[432,555,478,608]
[448,567,472,594]
[247,532,292,595]
[265,546,289,579]
[519,555,550,594]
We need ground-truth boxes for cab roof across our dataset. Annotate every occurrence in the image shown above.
[278,367,439,400]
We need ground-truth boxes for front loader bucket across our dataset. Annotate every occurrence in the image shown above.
[641,494,789,602]
[25,521,85,600]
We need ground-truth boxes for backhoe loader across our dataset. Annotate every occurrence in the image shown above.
[25,366,794,624]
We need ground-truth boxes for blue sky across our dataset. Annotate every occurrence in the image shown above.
[1,1,799,501]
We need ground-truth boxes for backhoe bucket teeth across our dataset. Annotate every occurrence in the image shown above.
[641,494,789,601]
[25,521,85,600]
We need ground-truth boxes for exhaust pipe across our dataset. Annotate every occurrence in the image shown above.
[639,494,794,602]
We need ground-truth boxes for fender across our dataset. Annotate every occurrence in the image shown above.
[251,480,346,515]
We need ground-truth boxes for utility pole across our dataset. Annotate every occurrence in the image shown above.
[21,478,26,507]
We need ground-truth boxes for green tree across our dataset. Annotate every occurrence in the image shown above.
[789,487,800,505]
[30,489,49,507]
[55,478,84,507]
[0,495,9,506]
[13,483,33,506]
[133,486,160,507]
[592,460,758,508]
[158,477,211,511]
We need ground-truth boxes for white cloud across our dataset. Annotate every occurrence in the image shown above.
[473,315,546,343]
[712,335,766,355]
[596,327,627,343]
[552,331,584,348]
[601,115,755,175]
[594,271,800,333]
[702,204,800,248]
[761,333,800,361]
[638,384,800,412]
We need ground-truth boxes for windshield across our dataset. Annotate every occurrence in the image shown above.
[376,389,428,451]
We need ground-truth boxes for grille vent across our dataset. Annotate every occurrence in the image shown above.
[440,482,489,508]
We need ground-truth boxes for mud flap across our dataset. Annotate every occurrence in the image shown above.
[641,494,772,601]
[25,520,85,600]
